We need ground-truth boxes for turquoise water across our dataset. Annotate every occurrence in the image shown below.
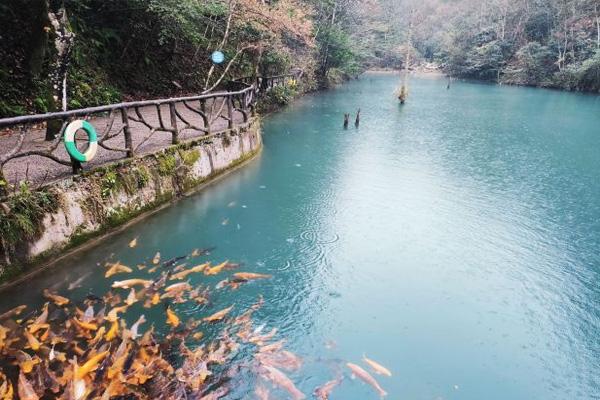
[2,73,600,399]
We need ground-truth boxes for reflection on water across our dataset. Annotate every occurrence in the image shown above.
[1,73,600,399]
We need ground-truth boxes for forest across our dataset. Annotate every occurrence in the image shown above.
[400,0,600,91]
[0,0,598,118]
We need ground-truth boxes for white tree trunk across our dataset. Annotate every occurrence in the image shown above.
[594,4,600,49]
[48,5,74,112]
[204,0,236,91]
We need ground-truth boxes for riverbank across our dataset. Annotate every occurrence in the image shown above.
[367,65,600,94]
[0,119,262,284]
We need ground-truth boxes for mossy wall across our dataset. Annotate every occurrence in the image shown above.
[0,119,262,282]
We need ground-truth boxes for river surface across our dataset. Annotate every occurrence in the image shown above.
[2,73,600,399]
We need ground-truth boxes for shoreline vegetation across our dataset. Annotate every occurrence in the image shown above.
[1,0,598,119]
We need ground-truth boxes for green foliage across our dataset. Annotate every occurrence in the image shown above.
[261,50,292,76]
[68,67,121,110]
[133,166,151,189]
[421,0,600,92]
[180,149,201,167]
[157,153,178,176]
[147,0,227,46]
[257,84,298,113]
[317,24,360,85]
[503,42,555,86]
[101,171,118,198]
[325,68,346,86]
[0,0,314,117]
[0,184,58,246]
[270,85,297,105]
[577,50,600,92]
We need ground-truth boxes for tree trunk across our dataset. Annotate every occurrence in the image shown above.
[594,4,600,49]
[45,2,75,141]
[400,9,414,99]
[319,1,338,83]
[27,0,50,81]
[254,46,263,82]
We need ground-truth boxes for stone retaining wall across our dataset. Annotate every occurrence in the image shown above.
[0,118,262,282]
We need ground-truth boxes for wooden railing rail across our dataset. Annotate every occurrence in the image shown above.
[0,73,299,192]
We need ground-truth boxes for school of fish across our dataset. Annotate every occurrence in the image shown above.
[0,245,392,399]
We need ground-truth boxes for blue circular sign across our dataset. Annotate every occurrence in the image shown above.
[211,51,225,64]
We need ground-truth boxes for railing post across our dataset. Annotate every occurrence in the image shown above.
[227,95,234,129]
[200,99,210,134]
[239,93,248,122]
[121,108,134,158]
[169,103,179,144]
[71,157,82,174]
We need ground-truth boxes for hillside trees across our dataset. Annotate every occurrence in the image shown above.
[362,0,600,92]
[0,0,317,117]
[430,0,600,91]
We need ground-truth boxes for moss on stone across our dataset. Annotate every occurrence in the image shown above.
[180,149,201,167]
[0,184,58,247]
[115,165,151,195]
[157,153,178,176]
[134,166,151,188]
[100,171,119,198]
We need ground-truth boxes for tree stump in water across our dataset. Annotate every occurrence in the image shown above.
[398,85,408,104]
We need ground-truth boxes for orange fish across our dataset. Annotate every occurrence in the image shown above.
[0,304,27,320]
[105,320,119,341]
[28,303,49,333]
[204,261,229,276]
[24,330,41,351]
[76,351,109,379]
[170,263,209,280]
[166,307,180,327]
[125,288,137,306]
[202,306,233,322]
[164,282,192,293]
[362,354,392,377]
[111,279,152,289]
[15,351,40,374]
[105,262,133,278]
[346,362,387,397]
[232,272,272,281]
[106,305,128,322]
[260,365,305,400]
[43,289,69,306]
[314,376,343,400]
[73,318,98,331]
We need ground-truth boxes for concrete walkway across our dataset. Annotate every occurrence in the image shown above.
[0,98,245,188]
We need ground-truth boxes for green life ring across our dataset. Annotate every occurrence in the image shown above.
[63,120,98,162]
